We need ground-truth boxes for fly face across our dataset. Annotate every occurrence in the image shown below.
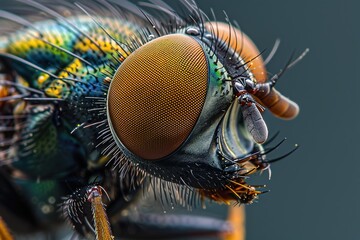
[107,32,236,190]
[106,17,300,203]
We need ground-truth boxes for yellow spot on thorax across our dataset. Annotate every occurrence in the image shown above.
[37,74,50,87]
[73,33,129,61]
[44,79,69,98]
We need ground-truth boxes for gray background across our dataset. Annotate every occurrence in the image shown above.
[194,1,359,240]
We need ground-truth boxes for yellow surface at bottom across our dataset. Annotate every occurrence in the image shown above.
[223,205,245,240]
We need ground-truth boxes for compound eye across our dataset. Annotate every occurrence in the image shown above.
[108,34,208,160]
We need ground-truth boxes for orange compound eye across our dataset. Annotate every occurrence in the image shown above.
[108,34,208,160]
[205,22,267,83]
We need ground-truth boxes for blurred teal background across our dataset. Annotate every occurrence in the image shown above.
[195,1,360,240]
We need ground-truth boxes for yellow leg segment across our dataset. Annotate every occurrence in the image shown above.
[223,205,246,240]
[87,186,114,240]
[0,217,13,240]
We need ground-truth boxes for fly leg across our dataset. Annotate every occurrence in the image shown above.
[0,217,13,240]
[62,184,114,240]
[86,186,114,240]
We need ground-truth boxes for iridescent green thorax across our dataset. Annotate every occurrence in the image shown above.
[5,17,139,93]
[2,16,145,186]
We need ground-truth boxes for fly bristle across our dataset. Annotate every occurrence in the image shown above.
[198,178,263,205]
[147,176,199,209]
